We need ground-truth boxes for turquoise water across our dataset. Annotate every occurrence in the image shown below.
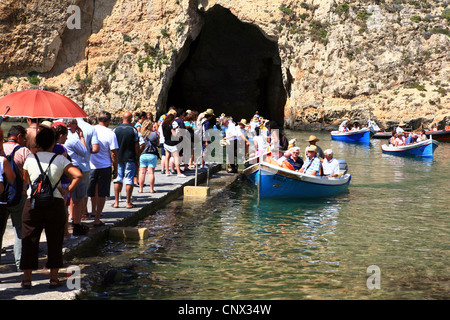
[73,130,449,300]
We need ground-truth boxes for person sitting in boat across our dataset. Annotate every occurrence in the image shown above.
[396,122,406,134]
[416,130,427,142]
[389,131,397,146]
[322,149,340,178]
[304,135,325,159]
[338,120,348,132]
[299,145,321,176]
[277,149,291,166]
[351,122,361,131]
[395,132,406,147]
[285,147,303,171]
[406,133,417,145]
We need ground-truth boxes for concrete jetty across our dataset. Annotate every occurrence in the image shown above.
[0,164,231,300]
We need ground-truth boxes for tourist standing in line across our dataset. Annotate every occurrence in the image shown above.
[138,119,159,193]
[75,117,99,220]
[20,126,82,289]
[112,111,140,209]
[162,113,185,177]
[134,111,147,133]
[53,124,72,239]
[199,109,215,168]
[64,119,89,236]
[222,117,239,173]
[25,118,39,154]
[0,127,22,270]
[88,111,118,225]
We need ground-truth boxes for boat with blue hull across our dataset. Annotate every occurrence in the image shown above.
[330,127,372,143]
[242,162,351,199]
[381,138,439,157]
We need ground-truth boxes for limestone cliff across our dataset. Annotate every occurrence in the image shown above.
[0,0,449,130]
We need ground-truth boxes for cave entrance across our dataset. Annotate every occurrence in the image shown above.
[167,5,286,124]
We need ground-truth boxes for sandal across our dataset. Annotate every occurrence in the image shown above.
[93,221,105,227]
[49,279,63,289]
[126,204,136,209]
[21,280,32,289]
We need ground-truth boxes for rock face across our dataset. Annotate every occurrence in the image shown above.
[0,0,449,130]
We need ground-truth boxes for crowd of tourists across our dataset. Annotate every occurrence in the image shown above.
[389,123,428,147]
[0,106,343,289]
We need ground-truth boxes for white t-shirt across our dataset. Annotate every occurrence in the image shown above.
[90,124,119,170]
[225,122,238,141]
[322,157,340,176]
[158,122,165,144]
[24,152,72,199]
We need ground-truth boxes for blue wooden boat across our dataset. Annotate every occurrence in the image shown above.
[242,161,351,199]
[331,127,372,143]
[381,138,439,157]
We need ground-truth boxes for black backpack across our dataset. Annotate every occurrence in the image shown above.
[30,153,61,208]
[2,145,24,207]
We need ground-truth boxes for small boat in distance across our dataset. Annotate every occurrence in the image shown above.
[373,131,392,139]
[242,160,351,199]
[425,127,450,142]
[331,127,372,144]
[381,138,439,158]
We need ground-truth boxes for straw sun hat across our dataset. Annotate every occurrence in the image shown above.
[305,145,318,153]
[305,135,320,142]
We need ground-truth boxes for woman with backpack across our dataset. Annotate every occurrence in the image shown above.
[20,126,83,289]
[138,120,159,193]
[162,113,185,177]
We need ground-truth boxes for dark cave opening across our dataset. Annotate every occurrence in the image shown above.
[166,5,286,124]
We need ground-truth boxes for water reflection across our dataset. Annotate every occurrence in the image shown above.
[82,132,449,300]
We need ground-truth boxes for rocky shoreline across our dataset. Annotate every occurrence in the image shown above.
[0,1,449,129]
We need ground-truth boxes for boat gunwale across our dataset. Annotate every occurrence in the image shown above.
[242,162,351,186]
[381,138,439,152]
[330,127,370,137]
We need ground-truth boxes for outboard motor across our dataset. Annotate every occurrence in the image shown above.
[337,160,348,175]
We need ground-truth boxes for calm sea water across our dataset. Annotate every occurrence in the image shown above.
[19,124,445,300]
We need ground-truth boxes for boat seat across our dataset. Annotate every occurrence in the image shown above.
[338,160,348,175]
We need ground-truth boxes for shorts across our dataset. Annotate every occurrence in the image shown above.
[113,162,136,185]
[163,143,178,153]
[87,167,112,198]
[140,153,158,168]
[71,176,87,202]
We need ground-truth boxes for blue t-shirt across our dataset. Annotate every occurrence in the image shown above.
[301,156,321,175]
[406,136,416,144]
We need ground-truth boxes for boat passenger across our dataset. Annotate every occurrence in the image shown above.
[396,122,405,134]
[277,149,291,166]
[389,131,397,146]
[304,135,325,159]
[322,149,340,177]
[338,120,348,132]
[395,132,406,147]
[351,122,361,131]
[406,133,417,145]
[299,145,321,176]
[416,130,427,142]
[285,147,303,171]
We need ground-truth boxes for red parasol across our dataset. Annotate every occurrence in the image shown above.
[0,89,88,119]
